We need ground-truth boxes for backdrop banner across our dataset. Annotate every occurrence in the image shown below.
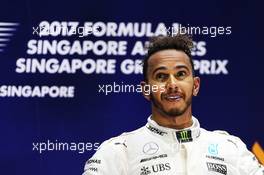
[0,0,263,174]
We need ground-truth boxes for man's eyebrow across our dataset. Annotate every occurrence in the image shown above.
[152,66,167,75]
[175,65,189,71]
[152,65,190,75]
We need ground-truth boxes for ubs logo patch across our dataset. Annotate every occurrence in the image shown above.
[140,163,171,175]
[206,162,227,175]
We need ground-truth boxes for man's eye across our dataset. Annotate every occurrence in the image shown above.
[155,73,168,81]
[176,71,187,78]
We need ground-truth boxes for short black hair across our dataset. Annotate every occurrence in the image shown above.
[143,34,195,81]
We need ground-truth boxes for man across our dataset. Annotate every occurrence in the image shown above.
[83,35,264,175]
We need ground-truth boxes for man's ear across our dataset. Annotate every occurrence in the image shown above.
[193,77,200,96]
[140,81,150,101]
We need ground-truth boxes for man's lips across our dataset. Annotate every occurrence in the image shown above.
[163,93,184,102]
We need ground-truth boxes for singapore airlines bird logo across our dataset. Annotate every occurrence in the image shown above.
[0,22,19,53]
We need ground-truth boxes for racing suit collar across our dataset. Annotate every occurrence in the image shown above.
[146,116,201,143]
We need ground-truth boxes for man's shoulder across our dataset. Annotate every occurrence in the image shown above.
[97,126,145,151]
[202,128,240,139]
[200,128,245,149]
[83,127,146,174]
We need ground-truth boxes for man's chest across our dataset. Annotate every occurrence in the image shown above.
[126,140,238,175]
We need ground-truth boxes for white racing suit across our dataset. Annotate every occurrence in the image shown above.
[83,116,264,175]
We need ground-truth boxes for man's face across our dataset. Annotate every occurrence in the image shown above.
[142,49,200,117]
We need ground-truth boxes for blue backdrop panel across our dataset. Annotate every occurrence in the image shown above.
[0,0,263,174]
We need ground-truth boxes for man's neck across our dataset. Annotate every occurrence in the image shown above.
[151,108,193,130]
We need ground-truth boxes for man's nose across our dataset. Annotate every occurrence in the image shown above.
[166,75,178,90]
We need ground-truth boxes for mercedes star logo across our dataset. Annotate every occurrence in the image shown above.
[143,142,159,155]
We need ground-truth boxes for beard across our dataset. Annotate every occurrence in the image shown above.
[150,91,192,117]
